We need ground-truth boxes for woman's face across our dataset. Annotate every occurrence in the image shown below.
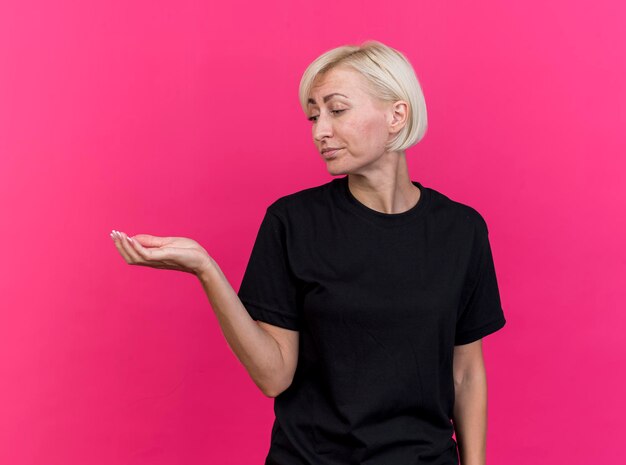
[307,66,405,175]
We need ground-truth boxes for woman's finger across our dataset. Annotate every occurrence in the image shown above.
[111,230,132,263]
[117,231,143,264]
[126,233,157,262]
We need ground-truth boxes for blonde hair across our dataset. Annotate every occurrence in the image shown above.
[298,40,428,153]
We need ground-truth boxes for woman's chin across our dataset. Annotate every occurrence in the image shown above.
[326,165,344,175]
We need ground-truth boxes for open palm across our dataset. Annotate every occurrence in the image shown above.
[110,230,212,275]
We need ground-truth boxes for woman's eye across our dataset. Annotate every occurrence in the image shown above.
[307,109,345,122]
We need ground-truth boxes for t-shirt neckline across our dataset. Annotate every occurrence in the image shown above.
[335,175,430,228]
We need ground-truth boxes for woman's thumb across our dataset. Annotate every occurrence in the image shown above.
[131,234,170,248]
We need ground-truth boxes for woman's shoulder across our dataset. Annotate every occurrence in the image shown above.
[266,178,337,219]
[425,184,489,233]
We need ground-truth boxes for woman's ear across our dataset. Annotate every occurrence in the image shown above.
[388,100,409,134]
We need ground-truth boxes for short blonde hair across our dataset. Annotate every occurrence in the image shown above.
[299,40,428,153]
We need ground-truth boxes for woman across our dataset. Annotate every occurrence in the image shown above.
[111,40,506,465]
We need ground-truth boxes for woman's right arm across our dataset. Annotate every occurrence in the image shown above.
[110,230,295,398]
[196,258,296,398]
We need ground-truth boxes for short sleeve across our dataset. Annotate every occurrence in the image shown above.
[237,207,301,331]
[455,216,507,345]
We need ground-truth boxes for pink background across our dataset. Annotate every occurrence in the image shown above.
[1,0,624,463]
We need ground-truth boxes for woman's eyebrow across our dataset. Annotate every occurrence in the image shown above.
[307,93,349,105]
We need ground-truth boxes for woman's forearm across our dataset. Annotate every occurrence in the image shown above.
[195,258,287,397]
[452,370,488,465]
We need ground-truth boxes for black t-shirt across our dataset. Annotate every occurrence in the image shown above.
[237,175,506,465]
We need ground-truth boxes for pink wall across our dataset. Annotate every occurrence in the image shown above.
[1,0,624,463]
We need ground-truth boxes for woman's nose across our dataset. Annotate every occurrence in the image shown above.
[313,114,333,141]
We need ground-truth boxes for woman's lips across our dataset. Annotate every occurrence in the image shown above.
[323,148,342,159]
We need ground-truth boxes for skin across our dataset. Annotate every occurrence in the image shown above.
[452,340,489,465]
[110,231,297,398]
[111,63,489,463]
[307,65,422,215]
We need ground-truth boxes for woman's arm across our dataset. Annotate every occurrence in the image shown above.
[452,339,488,465]
[110,230,293,397]
[196,258,295,398]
